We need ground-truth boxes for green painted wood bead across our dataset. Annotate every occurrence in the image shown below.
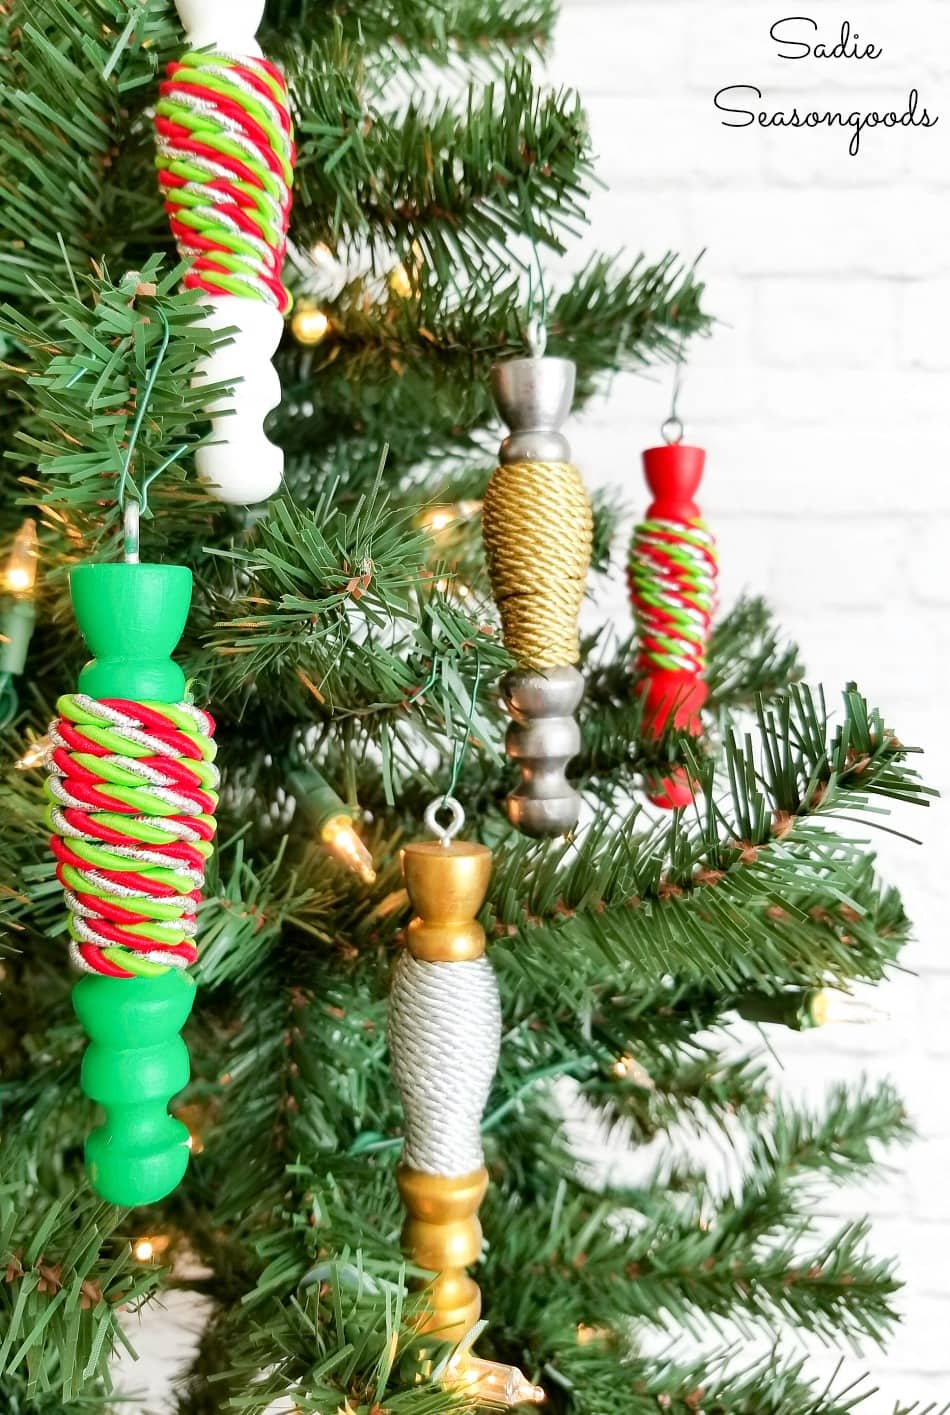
[73,970,197,1207]
[70,562,193,700]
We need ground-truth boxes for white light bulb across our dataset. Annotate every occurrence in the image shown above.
[321,815,377,885]
[812,988,889,1027]
[15,736,51,770]
[3,518,38,596]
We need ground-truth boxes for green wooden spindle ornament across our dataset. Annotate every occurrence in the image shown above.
[61,560,207,1206]
[73,968,195,1206]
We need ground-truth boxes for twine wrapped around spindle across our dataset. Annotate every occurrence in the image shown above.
[153,0,297,503]
[388,833,499,1338]
[47,560,217,1208]
[482,458,592,670]
[386,820,544,1402]
[628,441,718,809]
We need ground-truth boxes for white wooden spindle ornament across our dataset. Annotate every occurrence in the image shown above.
[158,0,295,504]
[192,302,284,505]
[174,0,265,55]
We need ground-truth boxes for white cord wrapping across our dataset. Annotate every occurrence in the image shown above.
[389,952,502,1177]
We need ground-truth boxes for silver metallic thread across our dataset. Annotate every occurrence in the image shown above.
[388,951,502,1177]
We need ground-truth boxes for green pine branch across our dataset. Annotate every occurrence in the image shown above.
[291,54,591,276]
[492,684,929,1002]
[0,1181,160,1402]
[202,489,510,802]
[478,1175,900,1354]
[276,255,709,480]
[706,596,806,710]
[0,256,221,555]
[545,1345,891,1415]
[0,0,172,301]
[576,596,804,791]
[264,0,559,69]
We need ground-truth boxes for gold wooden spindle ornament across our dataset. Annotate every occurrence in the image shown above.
[397,1165,488,1338]
[388,799,543,1405]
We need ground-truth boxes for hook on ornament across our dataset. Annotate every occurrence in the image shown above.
[424,795,466,847]
[526,314,548,359]
[123,500,140,565]
[661,415,684,446]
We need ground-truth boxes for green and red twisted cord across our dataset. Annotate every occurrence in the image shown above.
[155,50,295,312]
[628,515,718,677]
[46,697,217,980]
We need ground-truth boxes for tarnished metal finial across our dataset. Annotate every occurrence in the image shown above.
[491,357,576,465]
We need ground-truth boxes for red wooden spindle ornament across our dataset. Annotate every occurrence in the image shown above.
[628,440,718,809]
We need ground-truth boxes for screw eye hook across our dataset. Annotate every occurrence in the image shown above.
[123,500,140,564]
[424,795,466,847]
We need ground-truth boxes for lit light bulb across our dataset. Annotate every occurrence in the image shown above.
[174,1102,206,1154]
[389,239,425,299]
[810,988,888,1027]
[388,263,412,299]
[576,1323,610,1346]
[369,887,409,920]
[290,769,376,886]
[735,987,889,1032]
[133,1234,170,1262]
[445,1353,545,1406]
[15,735,51,770]
[291,303,331,346]
[3,518,38,596]
[321,814,377,885]
[420,500,483,535]
[611,1053,655,1088]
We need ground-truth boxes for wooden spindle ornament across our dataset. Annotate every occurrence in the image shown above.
[389,835,496,1339]
[628,441,717,808]
[156,0,295,504]
[483,356,593,838]
[45,559,218,1205]
[388,806,543,1403]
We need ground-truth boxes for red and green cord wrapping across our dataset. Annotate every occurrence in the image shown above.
[155,50,295,312]
[628,516,717,678]
[46,695,217,980]
[627,444,718,770]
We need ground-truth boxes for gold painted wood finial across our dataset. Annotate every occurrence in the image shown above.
[401,839,492,962]
[398,1166,488,1339]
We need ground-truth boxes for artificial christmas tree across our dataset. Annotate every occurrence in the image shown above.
[0,3,933,1413]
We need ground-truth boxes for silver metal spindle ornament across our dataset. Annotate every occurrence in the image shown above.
[483,354,593,838]
[502,665,585,837]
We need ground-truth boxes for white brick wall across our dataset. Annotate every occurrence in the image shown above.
[550,1,949,1406]
[116,5,948,1408]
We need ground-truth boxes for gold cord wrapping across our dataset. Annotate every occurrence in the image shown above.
[482,460,593,669]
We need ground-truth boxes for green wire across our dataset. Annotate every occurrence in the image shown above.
[117,305,174,517]
[520,179,548,347]
[443,647,482,806]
